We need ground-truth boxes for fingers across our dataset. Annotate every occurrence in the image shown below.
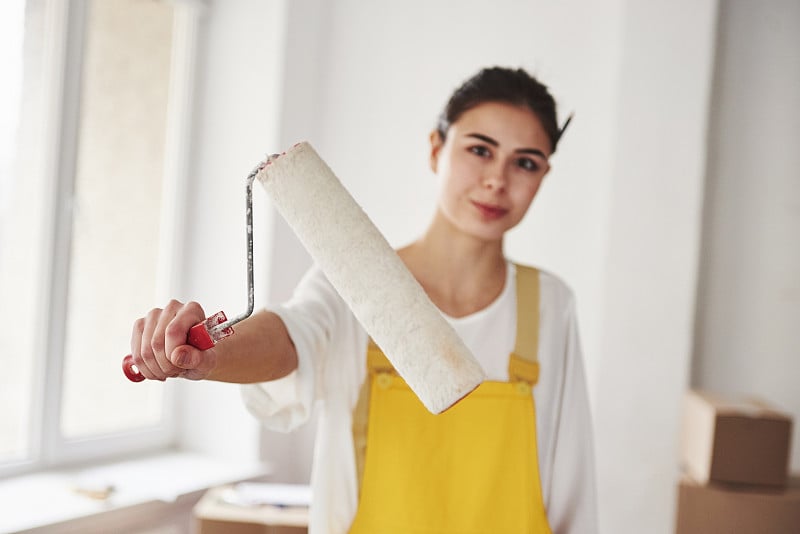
[130,300,207,381]
[130,317,148,378]
[131,312,161,381]
[166,301,217,380]
[149,300,186,378]
[134,306,172,380]
[164,301,205,364]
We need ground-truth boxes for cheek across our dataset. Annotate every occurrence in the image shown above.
[437,155,475,195]
[512,178,544,212]
[443,158,482,195]
[529,178,544,198]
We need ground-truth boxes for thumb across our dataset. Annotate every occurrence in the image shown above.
[169,345,216,380]
[170,345,202,369]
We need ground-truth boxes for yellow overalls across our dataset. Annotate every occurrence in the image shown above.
[349,264,552,533]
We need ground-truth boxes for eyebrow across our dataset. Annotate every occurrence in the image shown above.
[466,133,549,160]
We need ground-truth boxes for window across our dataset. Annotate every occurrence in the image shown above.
[0,0,200,477]
[0,0,29,466]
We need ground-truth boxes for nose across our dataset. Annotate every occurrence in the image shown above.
[481,162,507,191]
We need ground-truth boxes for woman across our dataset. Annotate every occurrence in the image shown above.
[130,66,597,533]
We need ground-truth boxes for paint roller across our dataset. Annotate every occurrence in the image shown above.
[256,142,484,414]
[123,142,485,414]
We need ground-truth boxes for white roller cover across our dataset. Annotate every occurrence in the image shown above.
[256,142,485,414]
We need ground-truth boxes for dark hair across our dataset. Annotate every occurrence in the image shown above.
[436,67,565,154]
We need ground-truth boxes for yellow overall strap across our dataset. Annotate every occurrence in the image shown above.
[351,341,385,487]
[349,264,551,533]
[509,263,541,384]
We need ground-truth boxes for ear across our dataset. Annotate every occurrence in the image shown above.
[429,130,444,173]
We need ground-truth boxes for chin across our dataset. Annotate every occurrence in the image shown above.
[463,224,506,243]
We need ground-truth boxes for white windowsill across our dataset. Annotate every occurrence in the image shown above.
[0,451,271,533]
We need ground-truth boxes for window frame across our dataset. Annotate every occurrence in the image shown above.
[0,0,205,479]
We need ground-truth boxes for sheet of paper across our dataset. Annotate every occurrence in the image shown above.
[220,482,312,507]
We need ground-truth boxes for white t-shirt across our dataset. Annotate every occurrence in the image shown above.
[241,262,597,534]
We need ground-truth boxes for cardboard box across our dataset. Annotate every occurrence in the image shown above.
[675,475,800,534]
[193,485,308,534]
[680,389,792,487]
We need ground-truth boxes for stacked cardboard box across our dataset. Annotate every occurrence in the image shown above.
[676,389,798,534]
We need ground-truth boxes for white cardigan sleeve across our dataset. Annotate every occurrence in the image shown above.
[546,292,598,534]
[240,265,355,432]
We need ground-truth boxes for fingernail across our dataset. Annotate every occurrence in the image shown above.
[173,349,188,367]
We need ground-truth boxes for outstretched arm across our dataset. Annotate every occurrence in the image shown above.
[129,301,298,383]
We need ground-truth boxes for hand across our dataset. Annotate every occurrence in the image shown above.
[129,300,218,381]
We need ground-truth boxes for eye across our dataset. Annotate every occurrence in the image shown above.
[516,157,541,173]
[468,145,491,158]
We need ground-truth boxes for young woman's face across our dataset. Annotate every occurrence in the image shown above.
[430,101,552,242]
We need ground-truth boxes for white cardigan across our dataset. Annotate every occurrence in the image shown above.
[241,262,598,534]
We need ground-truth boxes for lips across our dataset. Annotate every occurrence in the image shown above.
[471,200,508,220]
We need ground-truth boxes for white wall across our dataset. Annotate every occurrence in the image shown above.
[173,1,798,533]
[174,0,288,462]
[592,2,718,533]
[692,0,800,470]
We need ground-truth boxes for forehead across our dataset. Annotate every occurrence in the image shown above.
[451,101,552,156]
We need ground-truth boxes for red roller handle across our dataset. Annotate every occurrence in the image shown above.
[122,355,147,382]
[123,311,231,382]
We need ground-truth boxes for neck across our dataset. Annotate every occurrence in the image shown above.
[398,214,507,318]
